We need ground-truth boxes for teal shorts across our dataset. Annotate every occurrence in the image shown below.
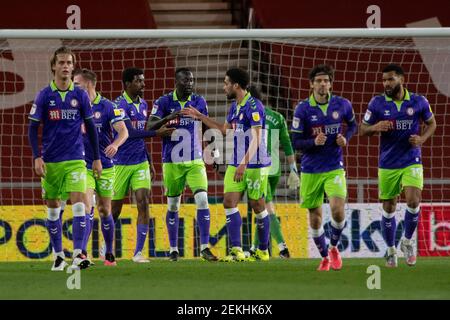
[300,169,347,209]
[87,166,115,198]
[112,161,151,200]
[378,164,423,200]
[41,160,87,200]
[163,159,208,197]
[224,166,269,200]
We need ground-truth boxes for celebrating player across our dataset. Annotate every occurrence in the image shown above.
[73,68,129,266]
[182,68,271,262]
[111,67,173,263]
[360,64,436,267]
[146,68,218,262]
[291,64,357,271]
[247,85,299,259]
[28,47,102,271]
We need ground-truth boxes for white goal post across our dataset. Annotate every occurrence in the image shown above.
[1,28,449,261]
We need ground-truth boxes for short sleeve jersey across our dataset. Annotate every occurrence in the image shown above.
[83,93,125,169]
[362,89,434,169]
[291,94,355,173]
[226,92,271,168]
[28,81,93,163]
[152,91,208,163]
[113,91,149,165]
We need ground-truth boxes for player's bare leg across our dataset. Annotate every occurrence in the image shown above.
[400,186,421,266]
[69,192,90,269]
[132,188,150,263]
[248,198,270,261]
[382,198,398,267]
[223,192,246,261]
[309,207,330,271]
[328,197,346,270]
[97,195,116,266]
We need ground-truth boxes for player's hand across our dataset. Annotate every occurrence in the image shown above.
[92,159,103,179]
[181,107,202,120]
[104,143,119,158]
[409,134,424,147]
[314,132,327,146]
[34,157,46,177]
[287,170,300,190]
[156,124,176,137]
[336,134,347,147]
[374,120,393,132]
[234,163,246,182]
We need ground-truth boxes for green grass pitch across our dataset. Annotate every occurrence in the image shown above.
[1,258,449,299]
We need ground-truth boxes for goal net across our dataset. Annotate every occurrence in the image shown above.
[1,30,449,261]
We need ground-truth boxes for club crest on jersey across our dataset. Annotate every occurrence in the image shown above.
[30,104,37,115]
[94,111,101,119]
[332,111,339,119]
[240,113,244,120]
[407,107,414,116]
[70,99,79,108]
[292,117,300,129]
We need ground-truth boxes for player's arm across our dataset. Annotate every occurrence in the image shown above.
[360,121,393,136]
[105,121,128,158]
[84,117,102,176]
[360,98,392,136]
[181,106,230,135]
[337,100,358,147]
[409,116,436,147]
[290,104,324,151]
[279,115,297,171]
[146,113,180,131]
[145,97,180,131]
[28,120,45,177]
[124,118,174,139]
[409,98,437,147]
[234,126,262,182]
[80,91,102,178]
[279,115,299,188]
[28,93,46,176]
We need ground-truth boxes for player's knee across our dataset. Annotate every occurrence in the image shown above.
[97,203,109,217]
[194,191,209,210]
[250,200,265,213]
[47,207,60,221]
[167,196,181,212]
[406,201,420,211]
